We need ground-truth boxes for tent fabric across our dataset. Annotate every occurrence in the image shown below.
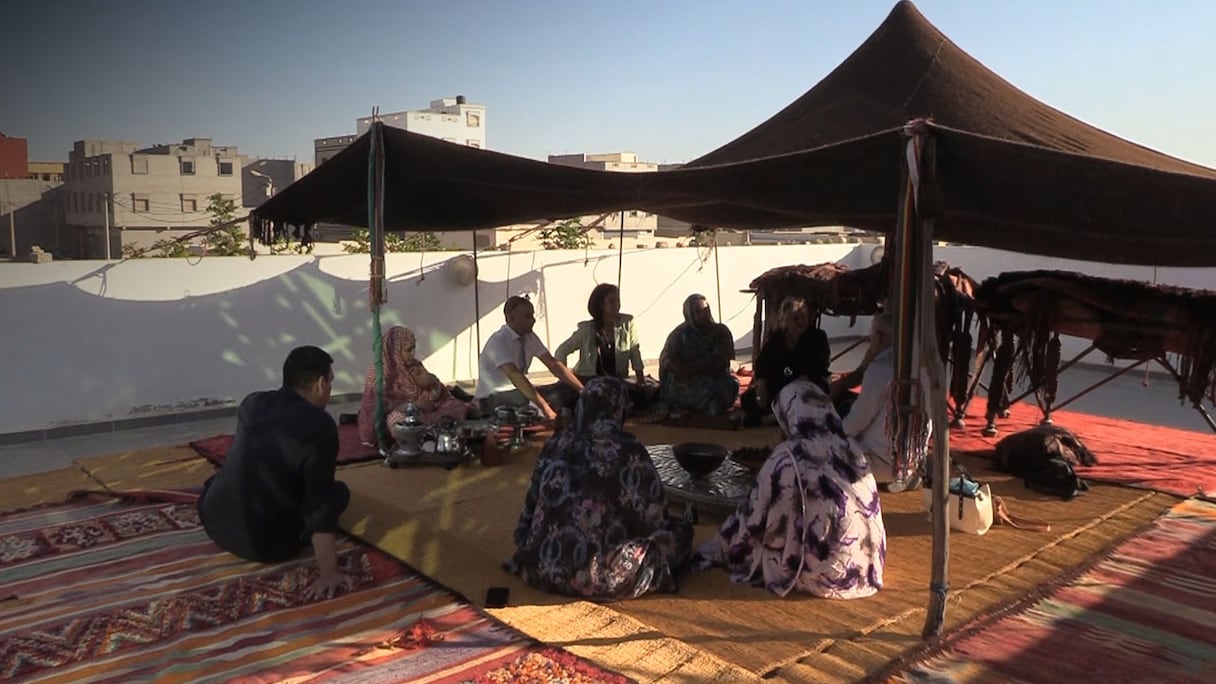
[252,1,1216,267]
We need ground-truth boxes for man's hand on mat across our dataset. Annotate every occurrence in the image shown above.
[305,568,354,601]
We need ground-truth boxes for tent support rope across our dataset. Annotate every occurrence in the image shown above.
[472,231,482,365]
[713,229,723,322]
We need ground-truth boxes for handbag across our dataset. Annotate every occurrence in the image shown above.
[922,465,994,535]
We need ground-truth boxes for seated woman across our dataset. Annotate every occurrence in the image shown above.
[357,326,470,446]
[657,294,739,416]
[554,283,651,408]
[693,378,886,599]
[741,296,831,426]
[506,377,693,601]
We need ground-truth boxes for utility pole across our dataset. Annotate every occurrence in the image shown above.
[8,200,15,261]
[103,192,111,260]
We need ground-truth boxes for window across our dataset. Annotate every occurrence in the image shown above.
[217,160,233,176]
[132,194,150,213]
[101,157,110,174]
[131,155,148,174]
[180,159,195,175]
[466,139,481,149]
[181,195,197,212]
[466,111,481,127]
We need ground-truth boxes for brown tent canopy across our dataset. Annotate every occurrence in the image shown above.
[252,1,1216,266]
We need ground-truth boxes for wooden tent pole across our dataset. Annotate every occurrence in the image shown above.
[713,229,723,322]
[617,213,625,290]
[472,231,482,362]
[916,134,953,638]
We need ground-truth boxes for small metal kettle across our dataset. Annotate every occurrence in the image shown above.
[391,401,428,457]
[433,417,464,454]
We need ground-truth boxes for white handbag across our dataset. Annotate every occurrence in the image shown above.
[923,470,994,536]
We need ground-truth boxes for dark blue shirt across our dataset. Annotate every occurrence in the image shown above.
[200,387,341,562]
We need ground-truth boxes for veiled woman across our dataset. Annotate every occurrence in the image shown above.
[657,294,739,416]
[506,377,693,600]
[357,326,470,446]
[694,378,886,599]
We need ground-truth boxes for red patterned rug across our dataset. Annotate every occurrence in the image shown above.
[876,498,1216,683]
[0,493,632,683]
[951,401,1216,499]
[189,421,381,467]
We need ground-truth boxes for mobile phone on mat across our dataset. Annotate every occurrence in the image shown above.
[485,586,510,608]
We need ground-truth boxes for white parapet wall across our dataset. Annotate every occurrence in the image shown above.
[0,242,1213,434]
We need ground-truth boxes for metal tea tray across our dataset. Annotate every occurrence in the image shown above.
[646,444,755,518]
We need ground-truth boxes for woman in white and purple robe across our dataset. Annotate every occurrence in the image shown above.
[693,378,886,599]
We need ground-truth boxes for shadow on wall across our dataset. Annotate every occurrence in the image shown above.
[0,256,545,433]
[1,184,66,259]
[2,243,879,433]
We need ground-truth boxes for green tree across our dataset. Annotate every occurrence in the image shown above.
[123,239,191,259]
[538,218,592,250]
[204,193,248,256]
[342,229,443,253]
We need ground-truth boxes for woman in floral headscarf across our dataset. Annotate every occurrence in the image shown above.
[657,293,740,416]
[693,378,886,599]
[506,377,693,601]
[357,326,470,446]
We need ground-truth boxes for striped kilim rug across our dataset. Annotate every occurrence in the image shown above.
[882,498,1216,683]
[0,495,631,683]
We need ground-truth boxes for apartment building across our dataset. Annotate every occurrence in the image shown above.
[0,133,27,179]
[314,135,358,167]
[310,97,488,246]
[27,161,65,182]
[547,152,658,248]
[62,138,245,258]
[356,96,486,148]
[315,95,487,167]
[241,159,313,208]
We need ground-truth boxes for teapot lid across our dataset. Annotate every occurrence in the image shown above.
[400,401,424,426]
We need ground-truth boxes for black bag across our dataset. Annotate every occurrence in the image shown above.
[994,426,1095,500]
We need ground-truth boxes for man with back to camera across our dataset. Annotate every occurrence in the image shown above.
[198,345,352,600]
[475,295,584,422]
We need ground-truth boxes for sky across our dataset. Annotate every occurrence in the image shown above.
[3,0,1215,168]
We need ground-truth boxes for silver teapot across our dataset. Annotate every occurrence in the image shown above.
[390,401,428,458]
[433,417,464,454]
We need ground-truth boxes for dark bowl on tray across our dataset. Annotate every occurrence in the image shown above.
[672,442,728,477]
[730,445,772,474]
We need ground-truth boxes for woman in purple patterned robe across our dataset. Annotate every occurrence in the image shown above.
[693,378,886,599]
[506,377,693,601]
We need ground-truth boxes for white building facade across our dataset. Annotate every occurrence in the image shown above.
[314,95,487,168]
[356,96,486,148]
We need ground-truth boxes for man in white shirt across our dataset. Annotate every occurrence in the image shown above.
[475,296,584,422]
[839,313,931,492]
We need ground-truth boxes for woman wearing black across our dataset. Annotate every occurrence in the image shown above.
[742,296,831,426]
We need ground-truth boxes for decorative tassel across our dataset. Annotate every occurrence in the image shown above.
[1042,333,1062,408]
[885,378,930,481]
